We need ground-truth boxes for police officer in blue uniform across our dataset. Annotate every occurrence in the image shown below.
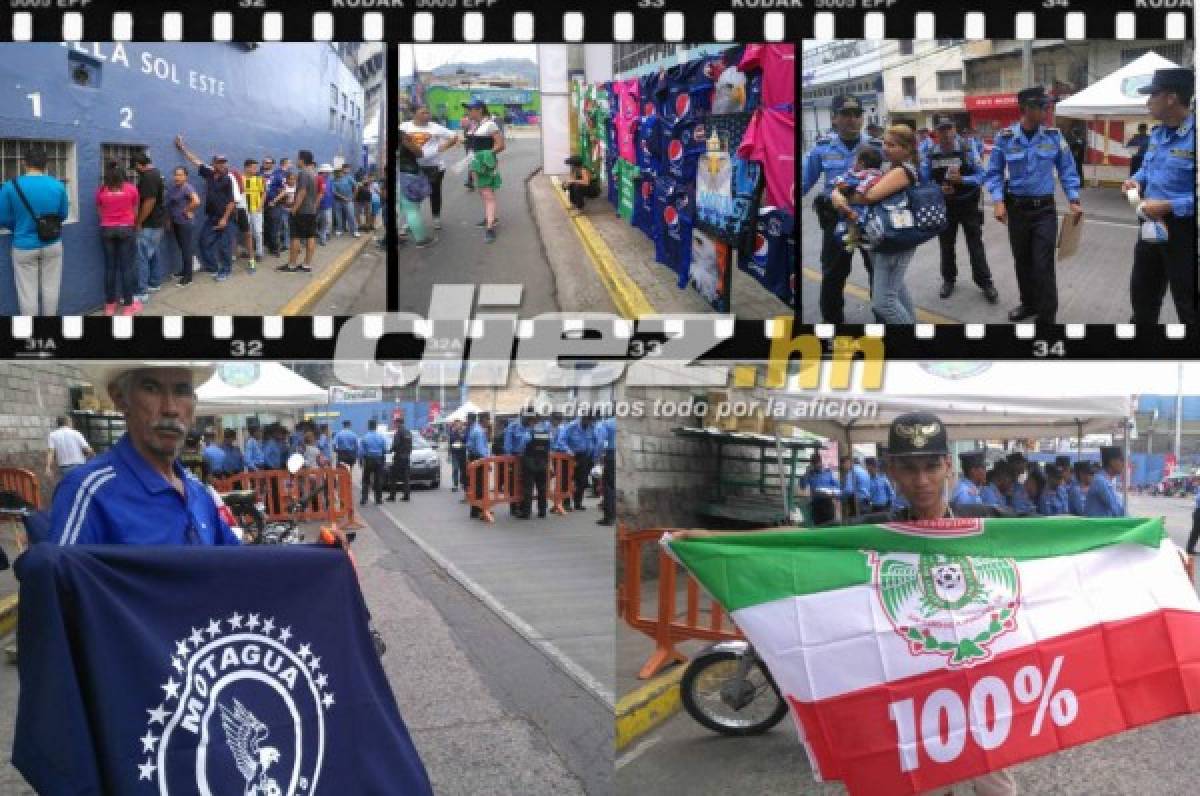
[519,407,555,520]
[333,420,359,468]
[802,95,884,323]
[922,116,999,302]
[466,412,490,518]
[1067,460,1093,516]
[358,419,389,506]
[1039,464,1068,516]
[951,452,987,508]
[1086,446,1126,517]
[1122,68,1196,325]
[865,456,894,513]
[839,455,872,520]
[597,413,617,526]
[1006,452,1036,514]
[804,452,839,526]
[984,86,1083,323]
[564,413,597,511]
[980,460,1013,509]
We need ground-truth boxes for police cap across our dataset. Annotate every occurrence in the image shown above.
[832,95,864,114]
[887,412,949,457]
[1016,86,1049,108]
[1138,68,1195,97]
[1100,446,1124,465]
[1006,451,1027,465]
[958,451,986,472]
[934,115,956,129]
[1073,460,1096,476]
[1055,455,1072,469]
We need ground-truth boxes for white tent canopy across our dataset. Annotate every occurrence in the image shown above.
[439,401,483,424]
[196,363,328,414]
[1055,51,1178,117]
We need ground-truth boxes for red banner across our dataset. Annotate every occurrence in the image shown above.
[789,609,1200,795]
[965,93,1018,111]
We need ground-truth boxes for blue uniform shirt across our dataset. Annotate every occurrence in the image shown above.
[564,420,597,457]
[1132,114,1195,218]
[599,417,617,454]
[220,443,245,475]
[921,135,986,195]
[262,439,284,470]
[1067,482,1087,515]
[49,434,238,546]
[359,430,388,458]
[805,469,839,493]
[841,464,872,501]
[984,123,1081,202]
[202,443,225,476]
[467,423,490,457]
[317,434,332,461]
[979,483,1009,509]
[952,477,983,507]
[1011,482,1036,513]
[1039,488,1067,516]
[801,132,884,198]
[503,420,526,455]
[1085,471,1125,517]
[243,436,265,470]
[552,425,571,453]
[868,472,894,508]
[333,428,359,453]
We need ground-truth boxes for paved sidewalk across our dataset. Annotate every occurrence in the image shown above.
[103,231,375,317]
[801,185,1180,324]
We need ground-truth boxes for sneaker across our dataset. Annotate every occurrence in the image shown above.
[103,302,118,316]
[433,217,442,230]
[176,277,192,288]
[147,284,162,294]
[134,292,149,303]
[247,260,257,274]
[484,228,496,243]
[276,264,295,272]
[353,232,361,238]
[215,273,230,283]
[295,264,313,273]
[121,300,143,316]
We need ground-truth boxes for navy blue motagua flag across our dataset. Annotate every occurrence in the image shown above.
[13,544,433,796]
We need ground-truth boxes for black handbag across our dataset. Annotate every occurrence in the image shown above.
[10,176,63,243]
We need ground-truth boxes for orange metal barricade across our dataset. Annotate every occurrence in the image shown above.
[212,466,362,529]
[548,452,575,515]
[0,467,43,552]
[465,454,575,522]
[617,524,744,680]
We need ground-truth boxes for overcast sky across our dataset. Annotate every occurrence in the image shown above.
[398,44,539,76]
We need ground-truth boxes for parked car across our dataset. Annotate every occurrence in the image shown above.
[382,430,441,488]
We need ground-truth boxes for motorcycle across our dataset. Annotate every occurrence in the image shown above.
[680,640,789,736]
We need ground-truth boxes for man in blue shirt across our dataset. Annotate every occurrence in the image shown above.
[951,452,986,509]
[1039,465,1068,516]
[801,95,884,323]
[317,423,333,463]
[1067,461,1093,516]
[262,425,286,471]
[1004,452,1036,514]
[220,428,245,475]
[922,116,998,303]
[865,457,894,513]
[980,461,1013,509]
[1086,446,1126,517]
[503,414,527,456]
[333,420,359,467]
[466,413,490,519]
[563,413,598,511]
[0,146,69,315]
[804,453,839,525]
[1123,68,1196,326]
[597,414,617,526]
[358,419,388,506]
[984,86,1083,324]
[839,456,872,520]
[243,426,265,471]
[201,431,225,480]
[514,407,550,520]
[175,137,237,280]
[50,364,238,546]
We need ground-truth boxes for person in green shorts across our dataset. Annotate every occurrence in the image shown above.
[464,100,506,243]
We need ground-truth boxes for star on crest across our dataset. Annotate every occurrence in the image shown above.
[246,613,261,631]
[139,730,159,754]
[175,639,190,658]
[138,759,157,781]
[228,611,244,630]
[161,677,181,701]
[171,656,184,675]
[279,626,293,643]
[147,703,169,725]
[322,693,335,709]
[189,627,205,647]
[297,643,312,660]
[308,656,321,672]
[262,617,275,635]
[206,618,222,638]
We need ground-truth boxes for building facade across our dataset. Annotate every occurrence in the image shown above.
[801,40,887,150]
[881,39,969,134]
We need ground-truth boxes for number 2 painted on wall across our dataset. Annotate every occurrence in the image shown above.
[120,107,134,129]
[27,92,41,118]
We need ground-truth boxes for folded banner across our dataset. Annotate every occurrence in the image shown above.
[13,544,433,796]
[665,518,1200,796]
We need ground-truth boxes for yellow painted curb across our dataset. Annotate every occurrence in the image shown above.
[801,267,959,325]
[549,176,655,319]
[278,235,373,316]
[615,664,684,751]
[0,594,17,639]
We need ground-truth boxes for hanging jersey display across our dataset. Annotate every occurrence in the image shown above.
[739,43,796,110]
[689,230,731,312]
[614,78,640,164]
[633,172,658,240]
[616,159,639,222]
[665,117,710,182]
[662,57,721,128]
[696,111,764,246]
[740,207,795,307]
[657,182,696,287]
[637,103,665,175]
[737,107,796,216]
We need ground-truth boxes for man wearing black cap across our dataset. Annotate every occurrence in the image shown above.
[951,451,987,508]
[1054,455,1074,510]
[980,460,1014,509]
[1067,461,1093,516]
[922,116,998,302]
[984,86,1083,323]
[1004,451,1036,514]
[801,94,884,323]
[1121,67,1196,325]
[1040,465,1067,515]
[1086,446,1126,517]
[175,135,236,280]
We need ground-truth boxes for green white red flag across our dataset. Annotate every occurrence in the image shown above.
[665,517,1200,795]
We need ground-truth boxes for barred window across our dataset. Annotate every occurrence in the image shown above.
[0,137,78,226]
[330,109,337,132]
[99,143,147,184]
[330,84,338,106]
[937,71,964,92]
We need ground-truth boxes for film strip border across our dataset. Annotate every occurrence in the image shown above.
[2,317,1196,360]
[0,1,1192,42]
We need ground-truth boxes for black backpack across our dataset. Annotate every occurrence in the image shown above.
[10,176,63,243]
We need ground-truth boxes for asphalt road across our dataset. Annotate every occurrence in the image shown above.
[395,134,560,316]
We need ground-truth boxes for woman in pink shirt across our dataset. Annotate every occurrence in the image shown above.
[94,160,140,315]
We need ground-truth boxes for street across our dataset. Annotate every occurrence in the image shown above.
[800,185,1182,325]
[616,493,1200,795]
[0,451,615,796]
[397,133,561,315]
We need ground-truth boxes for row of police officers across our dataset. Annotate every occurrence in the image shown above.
[802,68,1195,325]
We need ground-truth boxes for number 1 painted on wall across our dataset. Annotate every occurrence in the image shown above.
[27,93,41,118]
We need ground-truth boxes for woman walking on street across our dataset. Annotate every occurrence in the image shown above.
[164,166,200,287]
[465,100,506,243]
[397,129,435,248]
[400,104,460,231]
[830,124,923,324]
[95,161,141,316]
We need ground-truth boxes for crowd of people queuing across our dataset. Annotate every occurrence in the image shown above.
[0,142,383,316]
[805,67,1195,325]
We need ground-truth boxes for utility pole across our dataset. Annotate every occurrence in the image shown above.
[1022,41,1033,88]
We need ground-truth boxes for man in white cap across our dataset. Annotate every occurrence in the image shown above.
[317,163,335,246]
[49,363,240,546]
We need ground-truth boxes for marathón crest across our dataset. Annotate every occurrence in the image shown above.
[137,612,333,794]
[870,552,1021,667]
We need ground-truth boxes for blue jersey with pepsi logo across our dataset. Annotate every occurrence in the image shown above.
[633,170,658,239]
[660,184,696,287]
[662,58,720,128]
[638,105,665,175]
[742,207,794,307]
[666,118,709,182]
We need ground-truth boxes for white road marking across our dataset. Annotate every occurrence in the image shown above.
[616,736,662,770]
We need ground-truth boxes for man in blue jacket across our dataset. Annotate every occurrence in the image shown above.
[1086,447,1126,517]
[466,413,490,518]
[563,413,597,511]
[0,147,69,315]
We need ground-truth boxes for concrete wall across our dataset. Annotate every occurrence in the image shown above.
[0,363,85,503]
